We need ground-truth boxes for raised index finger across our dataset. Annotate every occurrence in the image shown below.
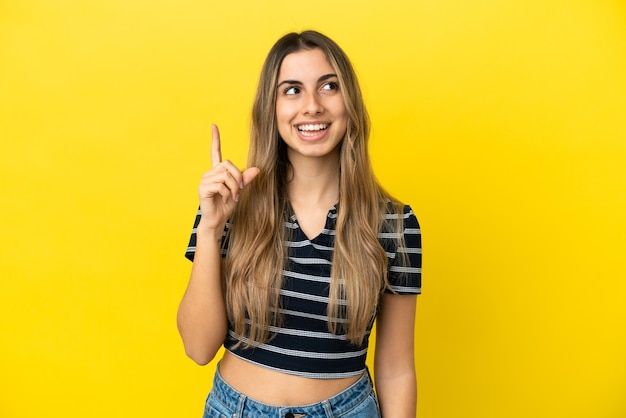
[211,124,222,168]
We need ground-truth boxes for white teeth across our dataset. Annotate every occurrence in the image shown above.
[297,123,328,132]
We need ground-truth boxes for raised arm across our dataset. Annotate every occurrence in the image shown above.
[176,124,259,365]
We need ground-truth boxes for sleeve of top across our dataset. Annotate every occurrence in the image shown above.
[184,207,230,262]
[385,205,422,295]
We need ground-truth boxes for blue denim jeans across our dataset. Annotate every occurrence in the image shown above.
[203,367,381,418]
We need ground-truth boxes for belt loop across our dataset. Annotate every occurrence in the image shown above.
[322,399,334,418]
[235,393,246,417]
[365,367,375,389]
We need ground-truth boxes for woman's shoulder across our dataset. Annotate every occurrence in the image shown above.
[382,198,416,219]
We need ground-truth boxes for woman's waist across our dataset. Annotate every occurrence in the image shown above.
[218,351,364,406]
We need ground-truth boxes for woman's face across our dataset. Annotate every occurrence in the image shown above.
[275,48,348,163]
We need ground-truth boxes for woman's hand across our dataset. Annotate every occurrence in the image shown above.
[198,124,260,231]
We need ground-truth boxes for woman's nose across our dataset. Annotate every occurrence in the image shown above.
[302,93,323,115]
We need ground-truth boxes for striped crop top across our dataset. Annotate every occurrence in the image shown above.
[185,203,422,379]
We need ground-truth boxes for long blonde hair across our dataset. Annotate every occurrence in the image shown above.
[224,31,405,346]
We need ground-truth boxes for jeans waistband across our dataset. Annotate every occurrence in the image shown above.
[210,365,374,417]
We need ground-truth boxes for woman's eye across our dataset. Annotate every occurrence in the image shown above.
[321,82,338,92]
[284,86,300,95]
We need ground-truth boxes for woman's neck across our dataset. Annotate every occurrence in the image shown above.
[287,153,340,208]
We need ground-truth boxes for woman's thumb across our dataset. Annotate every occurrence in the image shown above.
[242,167,260,186]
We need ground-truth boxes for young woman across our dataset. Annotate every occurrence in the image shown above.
[178,30,422,418]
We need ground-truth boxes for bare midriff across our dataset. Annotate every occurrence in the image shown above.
[218,351,362,406]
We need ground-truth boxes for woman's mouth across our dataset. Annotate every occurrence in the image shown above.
[296,123,329,137]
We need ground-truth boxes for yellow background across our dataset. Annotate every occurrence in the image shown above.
[1,0,625,417]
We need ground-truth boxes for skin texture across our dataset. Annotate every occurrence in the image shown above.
[177,48,417,416]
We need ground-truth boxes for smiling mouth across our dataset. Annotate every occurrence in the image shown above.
[297,123,329,137]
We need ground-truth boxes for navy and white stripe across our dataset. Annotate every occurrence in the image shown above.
[185,203,421,379]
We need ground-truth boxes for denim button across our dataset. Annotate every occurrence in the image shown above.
[285,413,294,418]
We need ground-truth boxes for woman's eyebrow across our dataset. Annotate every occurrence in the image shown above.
[318,73,338,82]
[277,79,302,88]
[277,73,338,89]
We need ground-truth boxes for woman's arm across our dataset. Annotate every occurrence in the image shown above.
[374,293,418,417]
[176,223,229,365]
[176,125,259,365]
